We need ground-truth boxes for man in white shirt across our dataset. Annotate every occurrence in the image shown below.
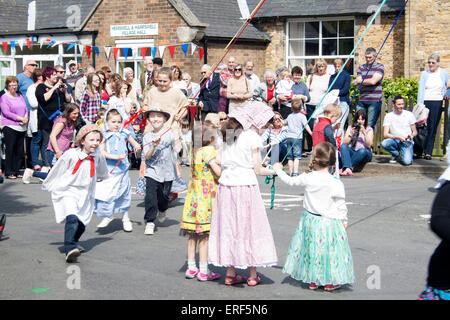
[381,95,417,165]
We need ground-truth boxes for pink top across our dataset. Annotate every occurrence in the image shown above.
[47,116,75,153]
[0,94,28,128]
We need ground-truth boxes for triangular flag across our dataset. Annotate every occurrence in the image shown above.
[199,47,204,61]
[181,43,189,56]
[190,43,197,55]
[26,38,31,49]
[151,46,157,58]
[123,48,130,60]
[66,43,76,52]
[18,40,24,51]
[2,42,8,52]
[158,45,166,58]
[93,46,99,56]
[10,41,15,49]
[31,36,37,43]
[46,40,55,49]
[39,38,46,48]
[141,47,147,59]
[104,46,112,59]
[113,47,120,60]
[189,104,197,119]
[78,44,84,55]
[168,45,175,58]
[85,45,92,57]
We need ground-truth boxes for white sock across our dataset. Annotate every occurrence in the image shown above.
[122,212,129,221]
[188,260,198,271]
[199,262,209,275]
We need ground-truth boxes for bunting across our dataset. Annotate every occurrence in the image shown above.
[104,46,112,59]
[168,45,175,58]
[181,43,189,56]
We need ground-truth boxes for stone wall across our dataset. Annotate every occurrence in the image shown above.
[404,0,450,79]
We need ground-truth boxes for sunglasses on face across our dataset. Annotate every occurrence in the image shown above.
[234,68,242,71]
[428,61,436,65]
[56,70,65,74]
[28,64,38,67]
[201,71,207,74]
[220,118,227,121]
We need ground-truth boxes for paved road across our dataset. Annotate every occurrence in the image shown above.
[0,168,442,300]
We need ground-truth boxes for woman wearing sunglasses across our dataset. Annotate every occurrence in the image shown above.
[226,63,253,114]
[417,54,450,160]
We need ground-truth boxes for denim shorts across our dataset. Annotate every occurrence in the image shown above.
[285,138,303,160]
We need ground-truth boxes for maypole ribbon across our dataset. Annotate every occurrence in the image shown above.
[266,0,389,208]
[110,0,267,174]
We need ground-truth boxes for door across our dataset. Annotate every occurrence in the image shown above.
[0,58,14,90]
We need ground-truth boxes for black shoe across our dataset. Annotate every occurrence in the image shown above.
[0,214,6,239]
[0,175,3,184]
[424,155,432,160]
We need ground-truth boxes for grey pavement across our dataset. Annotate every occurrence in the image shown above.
[0,164,446,300]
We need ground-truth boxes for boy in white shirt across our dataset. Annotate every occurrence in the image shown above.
[381,96,417,165]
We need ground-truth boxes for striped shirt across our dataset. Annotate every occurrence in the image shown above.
[357,62,384,102]
[79,90,101,123]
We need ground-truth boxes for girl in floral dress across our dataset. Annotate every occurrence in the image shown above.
[180,121,222,281]
[273,141,354,291]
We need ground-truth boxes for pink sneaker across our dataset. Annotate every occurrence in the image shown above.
[197,272,221,281]
[324,284,341,291]
[309,282,319,290]
[185,268,199,279]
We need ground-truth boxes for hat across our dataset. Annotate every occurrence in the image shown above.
[144,107,171,122]
[152,57,163,66]
[204,113,220,128]
[67,60,77,67]
[228,101,274,131]
[75,124,103,147]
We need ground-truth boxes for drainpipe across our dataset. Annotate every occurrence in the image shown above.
[203,38,207,64]
[91,31,98,68]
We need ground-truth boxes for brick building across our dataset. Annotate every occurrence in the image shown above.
[0,0,448,89]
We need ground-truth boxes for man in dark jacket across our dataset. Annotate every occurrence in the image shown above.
[198,64,220,122]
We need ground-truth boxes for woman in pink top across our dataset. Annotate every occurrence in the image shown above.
[0,76,28,179]
[22,103,80,184]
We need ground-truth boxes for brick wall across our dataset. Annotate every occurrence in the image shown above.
[82,0,204,78]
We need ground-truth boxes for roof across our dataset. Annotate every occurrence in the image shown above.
[182,0,270,41]
[248,0,406,18]
[0,0,101,34]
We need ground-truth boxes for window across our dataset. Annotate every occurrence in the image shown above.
[286,19,355,75]
[115,39,155,81]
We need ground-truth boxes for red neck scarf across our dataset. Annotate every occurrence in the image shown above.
[72,156,95,178]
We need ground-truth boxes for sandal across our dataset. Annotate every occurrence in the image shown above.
[247,273,262,287]
[225,274,247,286]
[6,175,17,179]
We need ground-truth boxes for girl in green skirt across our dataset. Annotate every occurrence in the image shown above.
[273,142,354,291]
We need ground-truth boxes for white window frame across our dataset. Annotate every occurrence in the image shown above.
[285,17,355,75]
[114,39,155,80]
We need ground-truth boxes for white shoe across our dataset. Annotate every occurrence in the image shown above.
[144,222,155,235]
[65,248,81,263]
[96,217,113,228]
[157,211,166,224]
[22,168,33,184]
[389,156,398,164]
[122,219,133,232]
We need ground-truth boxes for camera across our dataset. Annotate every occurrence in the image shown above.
[56,77,66,89]
[353,122,361,131]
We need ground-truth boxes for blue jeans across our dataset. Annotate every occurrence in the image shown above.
[381,139,414,165]
[64,215,85,254]
[285,138,303,160]
[31,130,50,167]
[262,142,288,164]
[340,144,372,169]
[46,150,56,167]
[356,101,382,130]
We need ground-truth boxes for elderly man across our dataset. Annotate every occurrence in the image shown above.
[354,47,385,129]
[381,96,417,165]
[244,60,260,98]
[17,59,37,167]
[218,56,236,113]
[65,60,82,89]
[198,64,220,121]
[74,65,95,104]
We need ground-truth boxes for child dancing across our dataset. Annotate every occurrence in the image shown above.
[42,124,109,262]
[273,142,354,291]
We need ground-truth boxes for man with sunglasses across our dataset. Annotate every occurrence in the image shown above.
[55,65,74,99]
[17,60,38,167]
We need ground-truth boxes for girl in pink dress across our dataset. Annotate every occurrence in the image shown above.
[208,102,278,287]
